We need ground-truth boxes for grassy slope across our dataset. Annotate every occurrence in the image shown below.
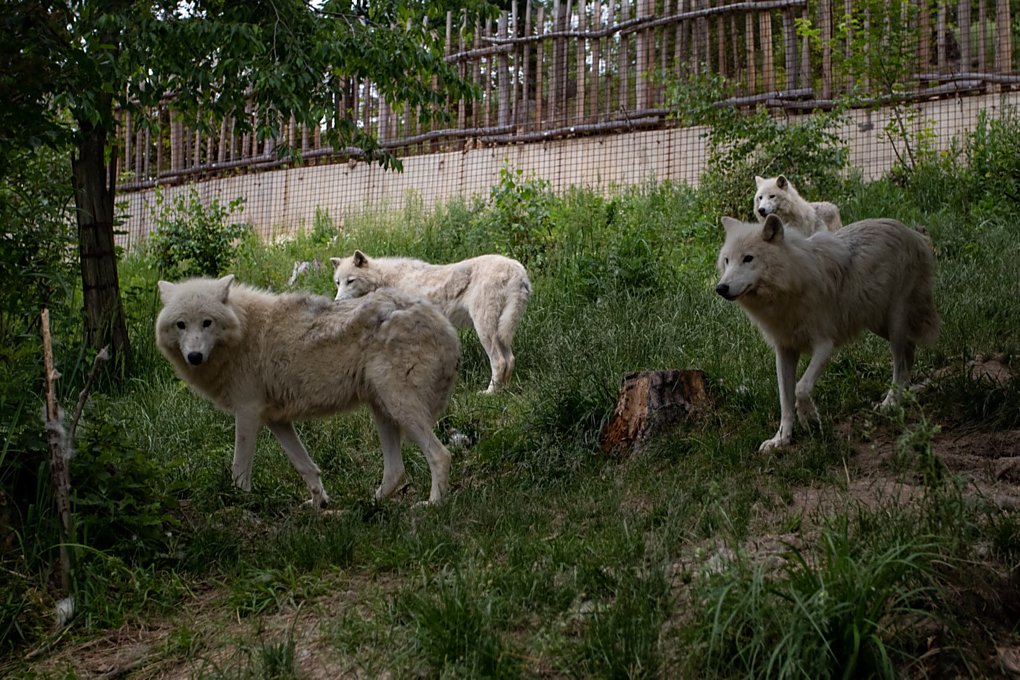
[13,173,1020,679]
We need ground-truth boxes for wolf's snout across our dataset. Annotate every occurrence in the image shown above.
[187,351,204,366]
[715,283,731,299]
[757,207,768,217]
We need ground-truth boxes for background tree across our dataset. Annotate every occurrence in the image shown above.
[1,0,480,363]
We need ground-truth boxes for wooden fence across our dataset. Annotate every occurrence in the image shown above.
[116,0,1017,190]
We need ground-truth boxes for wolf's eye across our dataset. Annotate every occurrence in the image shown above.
[202,319,212,328]
[723,257,729,266]
[743,255,754,263]
[176,321,185,330]
[346,277,355,285]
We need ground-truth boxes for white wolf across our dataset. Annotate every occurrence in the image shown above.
[715,215,939,452]
[155,275,460,506]
[754,175,842,235]
[331,251,532,394]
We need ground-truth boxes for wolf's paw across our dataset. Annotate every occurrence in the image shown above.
[481,383,503,395]
[876,389,904,414]
[374,473,408,502]
[758,434,792,452]
[232,471,252,492]
[796,396,820,426]
[304,488,330,510]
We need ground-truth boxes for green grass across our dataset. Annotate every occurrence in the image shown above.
[5,154,1020,678]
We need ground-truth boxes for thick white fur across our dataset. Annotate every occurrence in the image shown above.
[754,175,842,235]
[715,215,939,452]
[155,275,460,506]
[331,251,532,394]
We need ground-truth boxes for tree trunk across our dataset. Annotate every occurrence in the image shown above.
[71,106,130,361]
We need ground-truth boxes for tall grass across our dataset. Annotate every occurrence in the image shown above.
[5,121,1020,677]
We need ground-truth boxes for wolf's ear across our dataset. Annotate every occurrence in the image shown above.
[353,250,368,268]
[329,257,343,270]
[754,175,765,187]
[776,175,788,189]
[157,281,176,305]
[720,216,744,237]
[761,214,785,242]
[217,274,235,302]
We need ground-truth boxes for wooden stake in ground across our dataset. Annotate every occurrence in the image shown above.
[599,369,713,455]
[41,308,73,595]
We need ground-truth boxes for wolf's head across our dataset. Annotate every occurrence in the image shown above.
[155,275,242,368]
[331,250,383,301]
[715,215,790,302]
[753,174,795,220]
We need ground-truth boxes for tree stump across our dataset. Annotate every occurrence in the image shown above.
[599,369,713,456]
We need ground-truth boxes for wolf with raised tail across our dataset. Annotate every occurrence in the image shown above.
[331,251,531,394]
[715,215,939,451]
[155,275,460,506]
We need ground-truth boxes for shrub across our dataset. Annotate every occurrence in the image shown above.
[148,187,252,278]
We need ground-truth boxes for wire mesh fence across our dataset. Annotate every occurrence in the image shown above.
[115,0,1019,247]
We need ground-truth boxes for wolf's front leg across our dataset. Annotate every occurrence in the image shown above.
[267,421,330,509]
[232,412,261,491]
[795,340,834,426]
[760,346,799,452]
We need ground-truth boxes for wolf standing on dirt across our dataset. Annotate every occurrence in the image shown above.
[331,251,531,394]
[715,215,939,452]
[155,275,460,506]
[754,174,842,235]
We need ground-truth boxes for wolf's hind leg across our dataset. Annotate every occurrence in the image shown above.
[401,416,452,504]
[795,340,833,426]
[267,421,330,508]
[880,338,916,412]
[476,328,508,394]
[371,408,407,500]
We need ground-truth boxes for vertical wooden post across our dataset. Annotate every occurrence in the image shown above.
[458,12,467,130]
[41,309,72,596]
[577,0,587,121]
[918,0,931,71]
[484,17,493,128]
[499,12,511,127]
[522,1,532,129]
[782,7,798,90]
[746,10,757,93]
[591,0,602,118]
[958,0,971,71]
[821,0,833,98]
[619,0,630,110]
[170,118,183,170]
[717,7,727,77]
[510,2,519,127]
[551,0,566,123]
[937,1,948,72]
[978,0,987,72]
[636,0,647,109]
[800,6,811,89]
[536,6,545,127]
[760,9,775,92]
[995,0,1013,74]
[122,110,132,179]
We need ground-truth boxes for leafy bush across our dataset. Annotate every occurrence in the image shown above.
[663,65,850,218]
[72,398,180,564]
[477,165,557,269]
[149,187,252,278]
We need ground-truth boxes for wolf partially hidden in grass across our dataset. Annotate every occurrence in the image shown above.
[715,214,939,452]
[754,174,842,235]
[155,275,460,506]
[331,251,531,394]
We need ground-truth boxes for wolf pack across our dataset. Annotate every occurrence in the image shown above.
[156,174,938,508]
